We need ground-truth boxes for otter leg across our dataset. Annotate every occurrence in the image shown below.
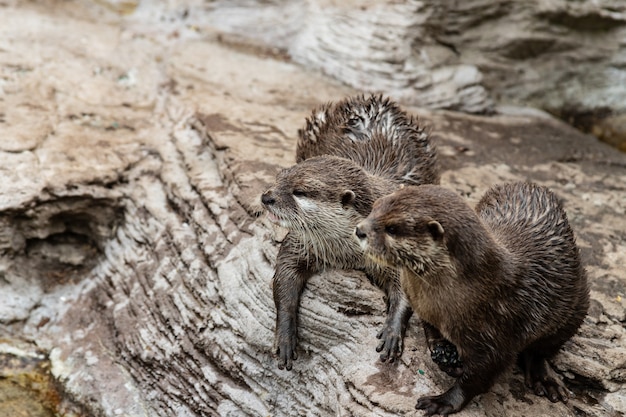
[374,269,412,362]
[272,233,315,370]
[416,349,513,416]
[519,350,570,403]
[422,322,463,378]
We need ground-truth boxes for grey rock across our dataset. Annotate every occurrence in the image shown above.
[199,0,626,119]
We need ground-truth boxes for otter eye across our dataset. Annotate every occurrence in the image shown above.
[385,225,398,236]
[293,190,307,197]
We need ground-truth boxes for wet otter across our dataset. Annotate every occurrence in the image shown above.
[355,183,589,415]
[262,95,439,370]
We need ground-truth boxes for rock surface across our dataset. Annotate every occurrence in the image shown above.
[198,0,626,150]
[0,2,625,417]
[199,0,626,117]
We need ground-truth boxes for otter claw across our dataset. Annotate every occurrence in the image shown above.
[276,346,296,370]
[376,327,403,362]
[521,354,570,403]
[530,379,570,403]
[275,330,298,370]
[415,395,455,416]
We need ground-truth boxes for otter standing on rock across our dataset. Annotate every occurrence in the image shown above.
[262,95,440,370]
[355,183,589,415]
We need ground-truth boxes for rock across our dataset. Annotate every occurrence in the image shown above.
[593,113,626,152]
[195,0,626,121]
[0,340,73,417]
[0,2,624,417]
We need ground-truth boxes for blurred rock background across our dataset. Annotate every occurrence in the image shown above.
[198,0,626,148]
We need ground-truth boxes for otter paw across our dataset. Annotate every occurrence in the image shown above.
[525,370,571,403]
[415,394,456,416]
[376,327,403,363]
[530,379,570,403]
[521,354,571,403]
[275,334,298,371]
[431,342,463,378]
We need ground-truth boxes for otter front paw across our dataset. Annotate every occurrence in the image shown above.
[275,336,298,370]
[431,341,463,378]
[415,395,456,416]
[416,383,467,416]
[376,326,403,363]
[275,321,298,370]
[415,394,457,416]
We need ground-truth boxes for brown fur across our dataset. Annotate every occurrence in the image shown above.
[262,95,439,370]
[297,95,438,186]
[355,183,589,415]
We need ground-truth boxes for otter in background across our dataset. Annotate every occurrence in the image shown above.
[356,183,589,415]
[261,95,441,370]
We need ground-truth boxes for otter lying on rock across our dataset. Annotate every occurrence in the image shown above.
[355,183,589,415]
[261,95,442,370]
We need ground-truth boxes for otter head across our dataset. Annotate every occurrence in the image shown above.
[261,156,375,235]
[355,186,449,276]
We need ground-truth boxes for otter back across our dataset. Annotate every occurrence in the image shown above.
[297,95,439,186]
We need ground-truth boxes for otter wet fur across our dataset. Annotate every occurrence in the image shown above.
[262,95,440,370]
[355,183,589,416]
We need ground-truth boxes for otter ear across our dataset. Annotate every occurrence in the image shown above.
[427,220,444,240]
[341,190,356,208]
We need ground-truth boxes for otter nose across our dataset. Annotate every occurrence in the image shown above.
[261,191,275,206]
[355,226,367,240]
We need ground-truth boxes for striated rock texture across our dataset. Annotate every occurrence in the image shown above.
[199,0,626,130]
[0,2,625,417]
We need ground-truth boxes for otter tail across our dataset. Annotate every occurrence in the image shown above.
[296,95,439,186]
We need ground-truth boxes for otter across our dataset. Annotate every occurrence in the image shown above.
[355,183,589,415]
[262,95,441,370]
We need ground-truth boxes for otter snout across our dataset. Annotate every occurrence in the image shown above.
[261,190,276,206]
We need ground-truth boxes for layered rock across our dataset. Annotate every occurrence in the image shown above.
[0,2,624,416]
